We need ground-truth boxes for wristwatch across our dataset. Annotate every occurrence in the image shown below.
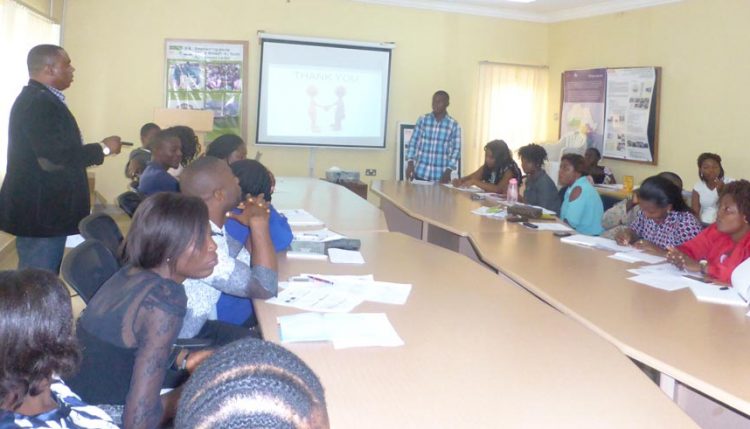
[99,142,111,156]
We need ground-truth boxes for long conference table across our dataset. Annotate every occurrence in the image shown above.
[254,178,695,428]
[372,179,750,427]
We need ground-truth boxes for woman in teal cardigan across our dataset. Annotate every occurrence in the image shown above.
[558,153,604,235]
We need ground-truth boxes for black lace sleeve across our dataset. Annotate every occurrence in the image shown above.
[122,281,186,429]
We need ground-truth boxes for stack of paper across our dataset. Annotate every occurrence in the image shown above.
[266,282,364,313]
[293,228,345,242]
[442,183,482,193]
[609,252,667,264]
[471,206,507,219]
[278,209,325,227]
[267,274,413,312]
[689,281,747,307]
[278,312,404,349]
[560,234,634,253]
[327,248,365,264]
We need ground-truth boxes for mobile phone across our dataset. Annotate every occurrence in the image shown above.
[553,231,572,238]
[522,222,538,229]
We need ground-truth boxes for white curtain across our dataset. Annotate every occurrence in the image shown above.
[472,62,549,171]
[0,0,61,179]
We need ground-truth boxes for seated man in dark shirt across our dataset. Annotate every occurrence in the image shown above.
[137,129,182,196]
[125,122,160,189]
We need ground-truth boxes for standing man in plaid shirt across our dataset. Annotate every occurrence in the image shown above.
[405,90,461,183]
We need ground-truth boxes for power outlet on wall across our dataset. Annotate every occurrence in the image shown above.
[365,169,377,176]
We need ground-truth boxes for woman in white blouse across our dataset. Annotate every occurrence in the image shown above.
[692,152,732,224]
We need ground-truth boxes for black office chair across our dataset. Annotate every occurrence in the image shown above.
[61,239,212,389]
[60,239,120,303]
[79,212,124,262]
[117,191,143,218]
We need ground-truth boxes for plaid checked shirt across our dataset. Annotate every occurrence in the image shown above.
[405,112,461,181]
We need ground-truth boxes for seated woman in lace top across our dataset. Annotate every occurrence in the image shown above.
[66,193,218,429]
[0,269,117,428]
[615,175,702,251]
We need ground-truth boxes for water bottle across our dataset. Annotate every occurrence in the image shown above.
[507,178,518,204]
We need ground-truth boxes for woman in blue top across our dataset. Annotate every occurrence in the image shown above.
[218,159,293,326]
[558,153,604,235]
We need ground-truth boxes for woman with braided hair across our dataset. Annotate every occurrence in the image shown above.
[176,338,328,429]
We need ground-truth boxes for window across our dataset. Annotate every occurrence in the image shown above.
[473,62,549,169]
[0,0,61,178]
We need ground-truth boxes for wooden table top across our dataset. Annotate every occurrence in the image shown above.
[372,179,750,415]
[274,177,387,234]
[255,231,695,428]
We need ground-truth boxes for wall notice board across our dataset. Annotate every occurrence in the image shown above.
[559,67,661,164]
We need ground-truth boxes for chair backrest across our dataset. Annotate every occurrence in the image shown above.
[117,191,143,218]
[60,239,120,303]
[78,212,123,259]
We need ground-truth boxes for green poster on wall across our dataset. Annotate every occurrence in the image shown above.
[165,40,247,142]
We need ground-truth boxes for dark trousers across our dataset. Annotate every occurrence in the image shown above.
[16,235,67,274]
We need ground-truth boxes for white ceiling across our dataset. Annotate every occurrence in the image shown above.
[353,0,683,23]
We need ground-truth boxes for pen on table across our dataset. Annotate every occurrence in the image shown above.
[305,275,334,285]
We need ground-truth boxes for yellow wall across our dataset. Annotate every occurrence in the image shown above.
[63,0,548,202]
[548,0,750,186]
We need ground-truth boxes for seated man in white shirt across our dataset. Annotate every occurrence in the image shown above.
[179,156,278,344]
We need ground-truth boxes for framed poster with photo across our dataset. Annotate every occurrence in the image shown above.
[396,123,414,180]
[559,66,661,164]
[165,39,248,142]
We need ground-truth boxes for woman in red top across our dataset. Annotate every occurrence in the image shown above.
[666,180,750,283]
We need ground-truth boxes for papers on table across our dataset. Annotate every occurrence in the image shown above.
[628,273,695,292]
[627,267,748,306]
[278,209,325,227]
[442,183,482,193]
[560,234,634,253]
[689,281,747,307]
[327,248,365,264]
[267,282,363,313]
[267,275,412,312]
[286,252,328,261]
[293,228,345,242]
[409,179,433,185]
[471,206,506,219]
[609,252,667,264]
[527,222,573,232]
[278,312,404,349]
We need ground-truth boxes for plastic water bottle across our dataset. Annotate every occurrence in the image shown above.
[507,178,519,204]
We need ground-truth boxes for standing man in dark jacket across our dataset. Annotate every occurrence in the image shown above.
[0,44,122,273]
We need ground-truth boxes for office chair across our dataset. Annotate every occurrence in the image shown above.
[78,212,124,262]
[117,191,143,218]
[60,239,120,303]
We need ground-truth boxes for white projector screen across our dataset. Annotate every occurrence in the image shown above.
[256,37,392,148]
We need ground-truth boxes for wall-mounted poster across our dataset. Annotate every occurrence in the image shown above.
[602,67,659,163]
[559,69,607,156]
[396,123,414,180]
[165,40,247,142]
